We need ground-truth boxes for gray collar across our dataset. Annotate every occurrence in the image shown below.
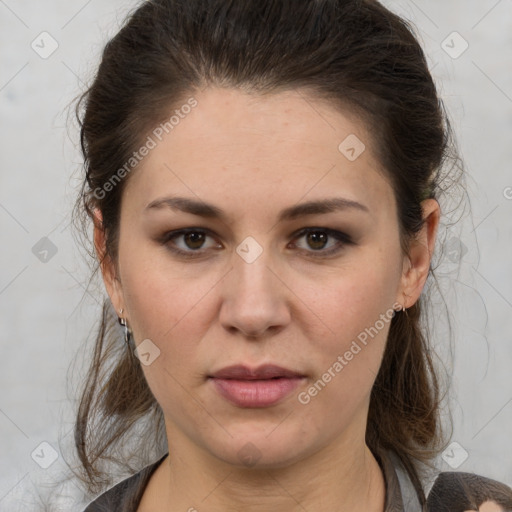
[376,449,424,512]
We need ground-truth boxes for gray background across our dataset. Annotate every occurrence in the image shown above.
[1,0,511,510]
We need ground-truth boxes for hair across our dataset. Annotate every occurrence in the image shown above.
[426,472,512,511]
[71,0,465,505]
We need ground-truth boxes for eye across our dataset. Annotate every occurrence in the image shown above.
[160,228,221,257]
[159,227,353,259]
[290,227,353,257]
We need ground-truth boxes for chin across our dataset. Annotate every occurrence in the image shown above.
[204,429,317,470]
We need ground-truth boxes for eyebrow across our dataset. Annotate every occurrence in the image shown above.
[145,196,369,222]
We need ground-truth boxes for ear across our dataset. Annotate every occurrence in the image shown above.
[93,208,125,316]
[397,198,440,309]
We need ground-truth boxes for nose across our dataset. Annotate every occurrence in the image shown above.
[219,246,291,338]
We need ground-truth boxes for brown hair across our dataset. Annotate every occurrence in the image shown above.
[72,0,464,504]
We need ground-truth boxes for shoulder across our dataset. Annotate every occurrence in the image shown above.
[382,449,512,512]
[81,454,169,512]
[426,471,512,512]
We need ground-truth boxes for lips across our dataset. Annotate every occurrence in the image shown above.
[209,364,304,380]
[208,364,305,407]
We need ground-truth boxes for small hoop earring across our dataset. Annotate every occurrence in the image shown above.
[117,308,133,351]
[393,303,408,317]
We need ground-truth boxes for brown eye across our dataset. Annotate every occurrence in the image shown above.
[160,228,222,257]
[183,231,206,250]
[291,228,353,257]
[305,231,329,250]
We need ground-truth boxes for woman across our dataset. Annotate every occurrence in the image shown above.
[72,0,512,510]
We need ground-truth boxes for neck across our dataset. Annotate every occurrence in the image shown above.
[149,431,386,512]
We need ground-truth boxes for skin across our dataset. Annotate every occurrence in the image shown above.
[466,502,506,512]
[94,87,440,512]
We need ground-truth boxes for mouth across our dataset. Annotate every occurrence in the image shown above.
[208,364,306,408]
[209,363,305,380]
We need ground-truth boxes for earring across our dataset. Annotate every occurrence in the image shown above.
[400,303,409,317]
[393,303,408,317]
[117,308,133,349]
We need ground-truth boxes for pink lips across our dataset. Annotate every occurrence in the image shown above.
[209,364,305,408]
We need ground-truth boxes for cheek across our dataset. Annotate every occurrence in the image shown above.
[118,257,221,398]
[320,256,400,341]
[119,262,214,415]
[119,241,219,341]
[304,259,400,402]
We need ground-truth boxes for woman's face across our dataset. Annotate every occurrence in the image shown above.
[99,87,436,468]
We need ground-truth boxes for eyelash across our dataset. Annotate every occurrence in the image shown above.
[159,227,353,259]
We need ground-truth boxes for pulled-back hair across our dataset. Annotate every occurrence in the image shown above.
[72,0,463,504]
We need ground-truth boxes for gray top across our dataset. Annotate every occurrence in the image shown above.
[82,450,512,512]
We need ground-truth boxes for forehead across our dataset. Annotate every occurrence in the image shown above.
[123,87,395,222]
